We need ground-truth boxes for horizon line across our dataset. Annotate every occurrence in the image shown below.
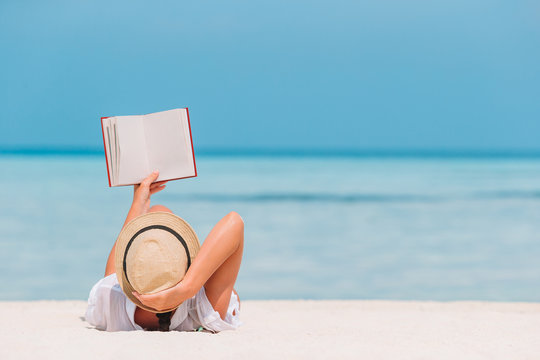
[1,146,540,158]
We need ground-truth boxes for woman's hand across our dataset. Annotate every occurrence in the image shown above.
[132,170,168,214]
[132,280,195,312]
[120,171,168,229]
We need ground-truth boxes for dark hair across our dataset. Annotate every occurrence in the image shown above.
[156,311,173,331]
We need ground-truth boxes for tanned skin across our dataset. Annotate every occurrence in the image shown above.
[104,171,243,330]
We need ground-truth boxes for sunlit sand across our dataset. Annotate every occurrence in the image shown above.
[1,300,539,359]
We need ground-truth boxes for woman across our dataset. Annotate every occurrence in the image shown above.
[85,170,244,332]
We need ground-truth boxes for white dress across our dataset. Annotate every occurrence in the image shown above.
[85,273,242,332]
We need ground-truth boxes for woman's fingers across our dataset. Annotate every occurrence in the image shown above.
[150,185,166,195]
[150,180,168,188]
[132,291,149,304]
[132,284,183,311]
[134,292,153,302]
[141,170,160,187]
[132,292,159,311]
[132,291,167,311]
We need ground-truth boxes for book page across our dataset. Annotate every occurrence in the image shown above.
[116,115,151,185]
[102,118,115,185]
[110,117,119,185]
[113,119,119,184]
[142,108,195,181]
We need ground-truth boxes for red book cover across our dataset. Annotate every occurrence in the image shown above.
[100,116,112,187]
[186,107,197,178]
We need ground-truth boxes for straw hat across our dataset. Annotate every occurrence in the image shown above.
[115,211,200,313]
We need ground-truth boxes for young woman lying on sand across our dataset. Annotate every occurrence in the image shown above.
[85,170,244,332]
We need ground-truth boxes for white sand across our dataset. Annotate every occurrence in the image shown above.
[1,300,539,359]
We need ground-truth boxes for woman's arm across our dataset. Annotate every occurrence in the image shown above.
[104,171,168,276]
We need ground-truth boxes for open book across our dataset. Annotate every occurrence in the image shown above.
[101,108,196,187]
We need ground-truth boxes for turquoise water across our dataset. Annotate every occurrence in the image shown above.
[1,155,540,301]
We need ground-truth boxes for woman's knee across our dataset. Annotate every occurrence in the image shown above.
[148,205,173,213]
[225,211,244,231]
[224,212,244,250]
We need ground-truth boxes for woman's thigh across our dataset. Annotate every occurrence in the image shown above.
[203,212,244,319]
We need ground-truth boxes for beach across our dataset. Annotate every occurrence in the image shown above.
[1,300,539,359]
[2,156,540,359]
[3,0,540,357]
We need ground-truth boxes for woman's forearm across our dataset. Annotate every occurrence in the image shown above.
[103,171,165,277]
[122,203,146,228]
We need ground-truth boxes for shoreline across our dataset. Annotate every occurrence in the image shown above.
[1,300,539,359]
[2,147,540,159]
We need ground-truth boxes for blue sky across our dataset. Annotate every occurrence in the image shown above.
[1,0,539,150]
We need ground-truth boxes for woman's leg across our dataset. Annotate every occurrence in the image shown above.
[195,212,244,319]
[148,205,173,214]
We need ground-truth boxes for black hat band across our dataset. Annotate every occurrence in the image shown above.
[122,225,192,286]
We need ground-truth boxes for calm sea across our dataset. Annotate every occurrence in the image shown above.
[1,153,539,301]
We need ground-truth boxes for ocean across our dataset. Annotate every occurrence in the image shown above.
[1,153,539,301]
